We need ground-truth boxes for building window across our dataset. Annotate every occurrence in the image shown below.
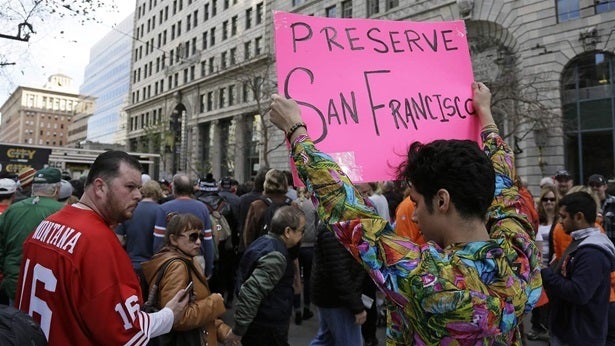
[245,8,252,29]
[187,14,191,31]
[560,52,615,183]
[293,0,307,5]
[596,0,615,13]
[223,20,228,40]
[230,47,236,65]
[255,36,262,55]
[556,0,580,22]
[242,81,250,102]
[202,32,208,49]
[207,91,213,111]
[209,57,215,73]
[231,15,237,36]
[210,27,216,46]
[221,51,227,69]
[228,85,235,105]
[256,2,263,24]
[326,5,336,17]
[385,0,399,10]
[204,3,209,20]
[341,0,352,18]
[219,87,225,108]
[367,0,379,16]
[212,0,217,16]
[244,41,252,60]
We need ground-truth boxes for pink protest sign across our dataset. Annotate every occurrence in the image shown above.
[274,11,478,183]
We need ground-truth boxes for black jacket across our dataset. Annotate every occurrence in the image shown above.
[542,228,615,345]
[311,222,365,314]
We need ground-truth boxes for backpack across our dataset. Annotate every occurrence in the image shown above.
[258,196,293,238]
[0,304,47,345]
[199,195,233,257]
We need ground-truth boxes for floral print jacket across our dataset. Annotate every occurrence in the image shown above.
[291,130,542,345]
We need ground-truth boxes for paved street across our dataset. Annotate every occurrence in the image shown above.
[223,304,549,345]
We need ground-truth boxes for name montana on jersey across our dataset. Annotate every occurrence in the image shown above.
[31,220,82,255]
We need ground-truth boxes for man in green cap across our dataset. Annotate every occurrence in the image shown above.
[0,167,64,305]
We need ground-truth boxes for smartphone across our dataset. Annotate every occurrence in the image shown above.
[181,281,194,298]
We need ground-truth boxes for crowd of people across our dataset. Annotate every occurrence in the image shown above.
[0,82,613,345]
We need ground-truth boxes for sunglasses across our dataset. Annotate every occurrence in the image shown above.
[541,197,556,202]
[179,232,204,243]
[589,183,603,188]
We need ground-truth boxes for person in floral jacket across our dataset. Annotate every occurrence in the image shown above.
[268,82,542,345]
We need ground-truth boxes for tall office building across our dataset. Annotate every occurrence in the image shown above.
[126,0,615,190]
[80,12,135,146]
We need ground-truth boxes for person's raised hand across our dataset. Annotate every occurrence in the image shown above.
[270,94,303,134]
[164,288,189,324]
[472,82,495,128]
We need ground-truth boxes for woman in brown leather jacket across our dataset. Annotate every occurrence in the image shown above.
[142,213,237,345]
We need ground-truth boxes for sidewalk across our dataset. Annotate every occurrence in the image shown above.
[222,303,548,345]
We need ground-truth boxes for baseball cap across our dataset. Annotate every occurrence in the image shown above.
[18,167,36,188]
[33,167,61,184]
[554,169,572,181]
[588,174,607,186]
[220,177,233,190]
[0,178,17,194]
[58,180,74,201]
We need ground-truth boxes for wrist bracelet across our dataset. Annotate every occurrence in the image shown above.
[286,122,307,141]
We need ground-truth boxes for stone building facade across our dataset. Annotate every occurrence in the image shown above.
[0,74,94,149]
[125,0,615,191]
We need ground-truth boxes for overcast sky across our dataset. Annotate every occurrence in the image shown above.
[0,0,136,106]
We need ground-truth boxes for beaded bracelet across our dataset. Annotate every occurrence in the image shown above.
[285,122,307,141]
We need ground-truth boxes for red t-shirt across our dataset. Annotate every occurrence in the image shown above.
[16,205,161,345]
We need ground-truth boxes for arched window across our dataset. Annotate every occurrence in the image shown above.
[560,51,614,183]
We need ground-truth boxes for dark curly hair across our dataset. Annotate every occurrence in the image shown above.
[396,139,495,219]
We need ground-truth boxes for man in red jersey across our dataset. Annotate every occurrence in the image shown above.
[15,151,188,345]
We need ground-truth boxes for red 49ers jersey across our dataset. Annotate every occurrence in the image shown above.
[16,205,163,345]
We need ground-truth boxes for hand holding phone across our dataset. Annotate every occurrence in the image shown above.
[182,281,193,298]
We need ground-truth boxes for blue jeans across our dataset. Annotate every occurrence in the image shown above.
[310,307,362,346]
